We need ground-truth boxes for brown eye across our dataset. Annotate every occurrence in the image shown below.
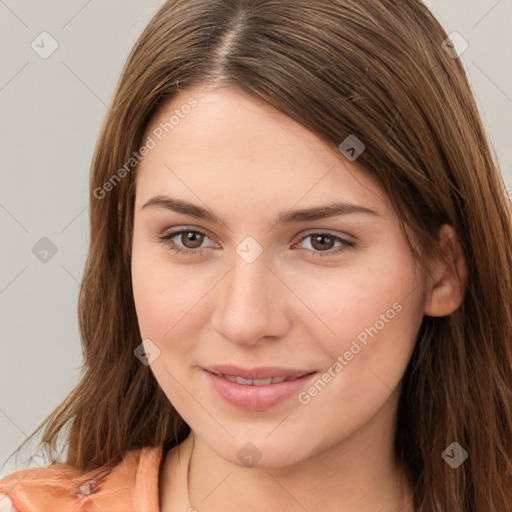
[296,232,355,258]
[179,230,205,249]
[309,233,336,251]
[158,228,213,256]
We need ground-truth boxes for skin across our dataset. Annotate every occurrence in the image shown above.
[130,85,467,512]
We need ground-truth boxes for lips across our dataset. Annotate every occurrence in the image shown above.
[202,365,317,410]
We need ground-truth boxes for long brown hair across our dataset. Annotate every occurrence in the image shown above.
[6,1,512,509]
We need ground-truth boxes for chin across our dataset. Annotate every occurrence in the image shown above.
[203,431,315,469]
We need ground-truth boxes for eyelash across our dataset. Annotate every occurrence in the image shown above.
[157,228,355,258]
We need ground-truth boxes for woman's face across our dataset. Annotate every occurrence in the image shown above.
[131,85,428,467]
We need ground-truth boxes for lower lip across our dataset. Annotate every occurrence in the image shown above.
[203,370,317,411]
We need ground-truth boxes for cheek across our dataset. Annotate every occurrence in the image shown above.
[291,249,424,396]
[290,276,422,443]
[132,267,199,339]
[131,252,208,407]
[292,254,421,350]
[131,238,215,343]
[132,231,175,338]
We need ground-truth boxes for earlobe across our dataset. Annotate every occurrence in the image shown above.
[423,224,468,317]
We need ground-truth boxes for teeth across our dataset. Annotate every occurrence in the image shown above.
[220,374,295,385]
[252,378,274,385]
[235,376,255,385]
[269,376,287,384]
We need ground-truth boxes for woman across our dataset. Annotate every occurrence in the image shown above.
[1,1,511,511]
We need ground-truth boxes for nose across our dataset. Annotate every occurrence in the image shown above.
[210,250,293,347]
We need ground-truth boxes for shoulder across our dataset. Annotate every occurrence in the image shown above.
[0,445,164,512]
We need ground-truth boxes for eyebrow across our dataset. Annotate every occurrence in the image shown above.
[140,195,380,225]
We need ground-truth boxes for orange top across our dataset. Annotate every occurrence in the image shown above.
[0,446,165,512]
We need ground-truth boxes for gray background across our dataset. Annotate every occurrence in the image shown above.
[1,0,511,476]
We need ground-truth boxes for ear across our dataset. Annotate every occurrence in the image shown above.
[423,224,468,317]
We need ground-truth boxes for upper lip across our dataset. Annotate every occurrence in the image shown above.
[202,365,315,380]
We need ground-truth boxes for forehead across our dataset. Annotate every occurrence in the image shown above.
[134,86,386,216]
